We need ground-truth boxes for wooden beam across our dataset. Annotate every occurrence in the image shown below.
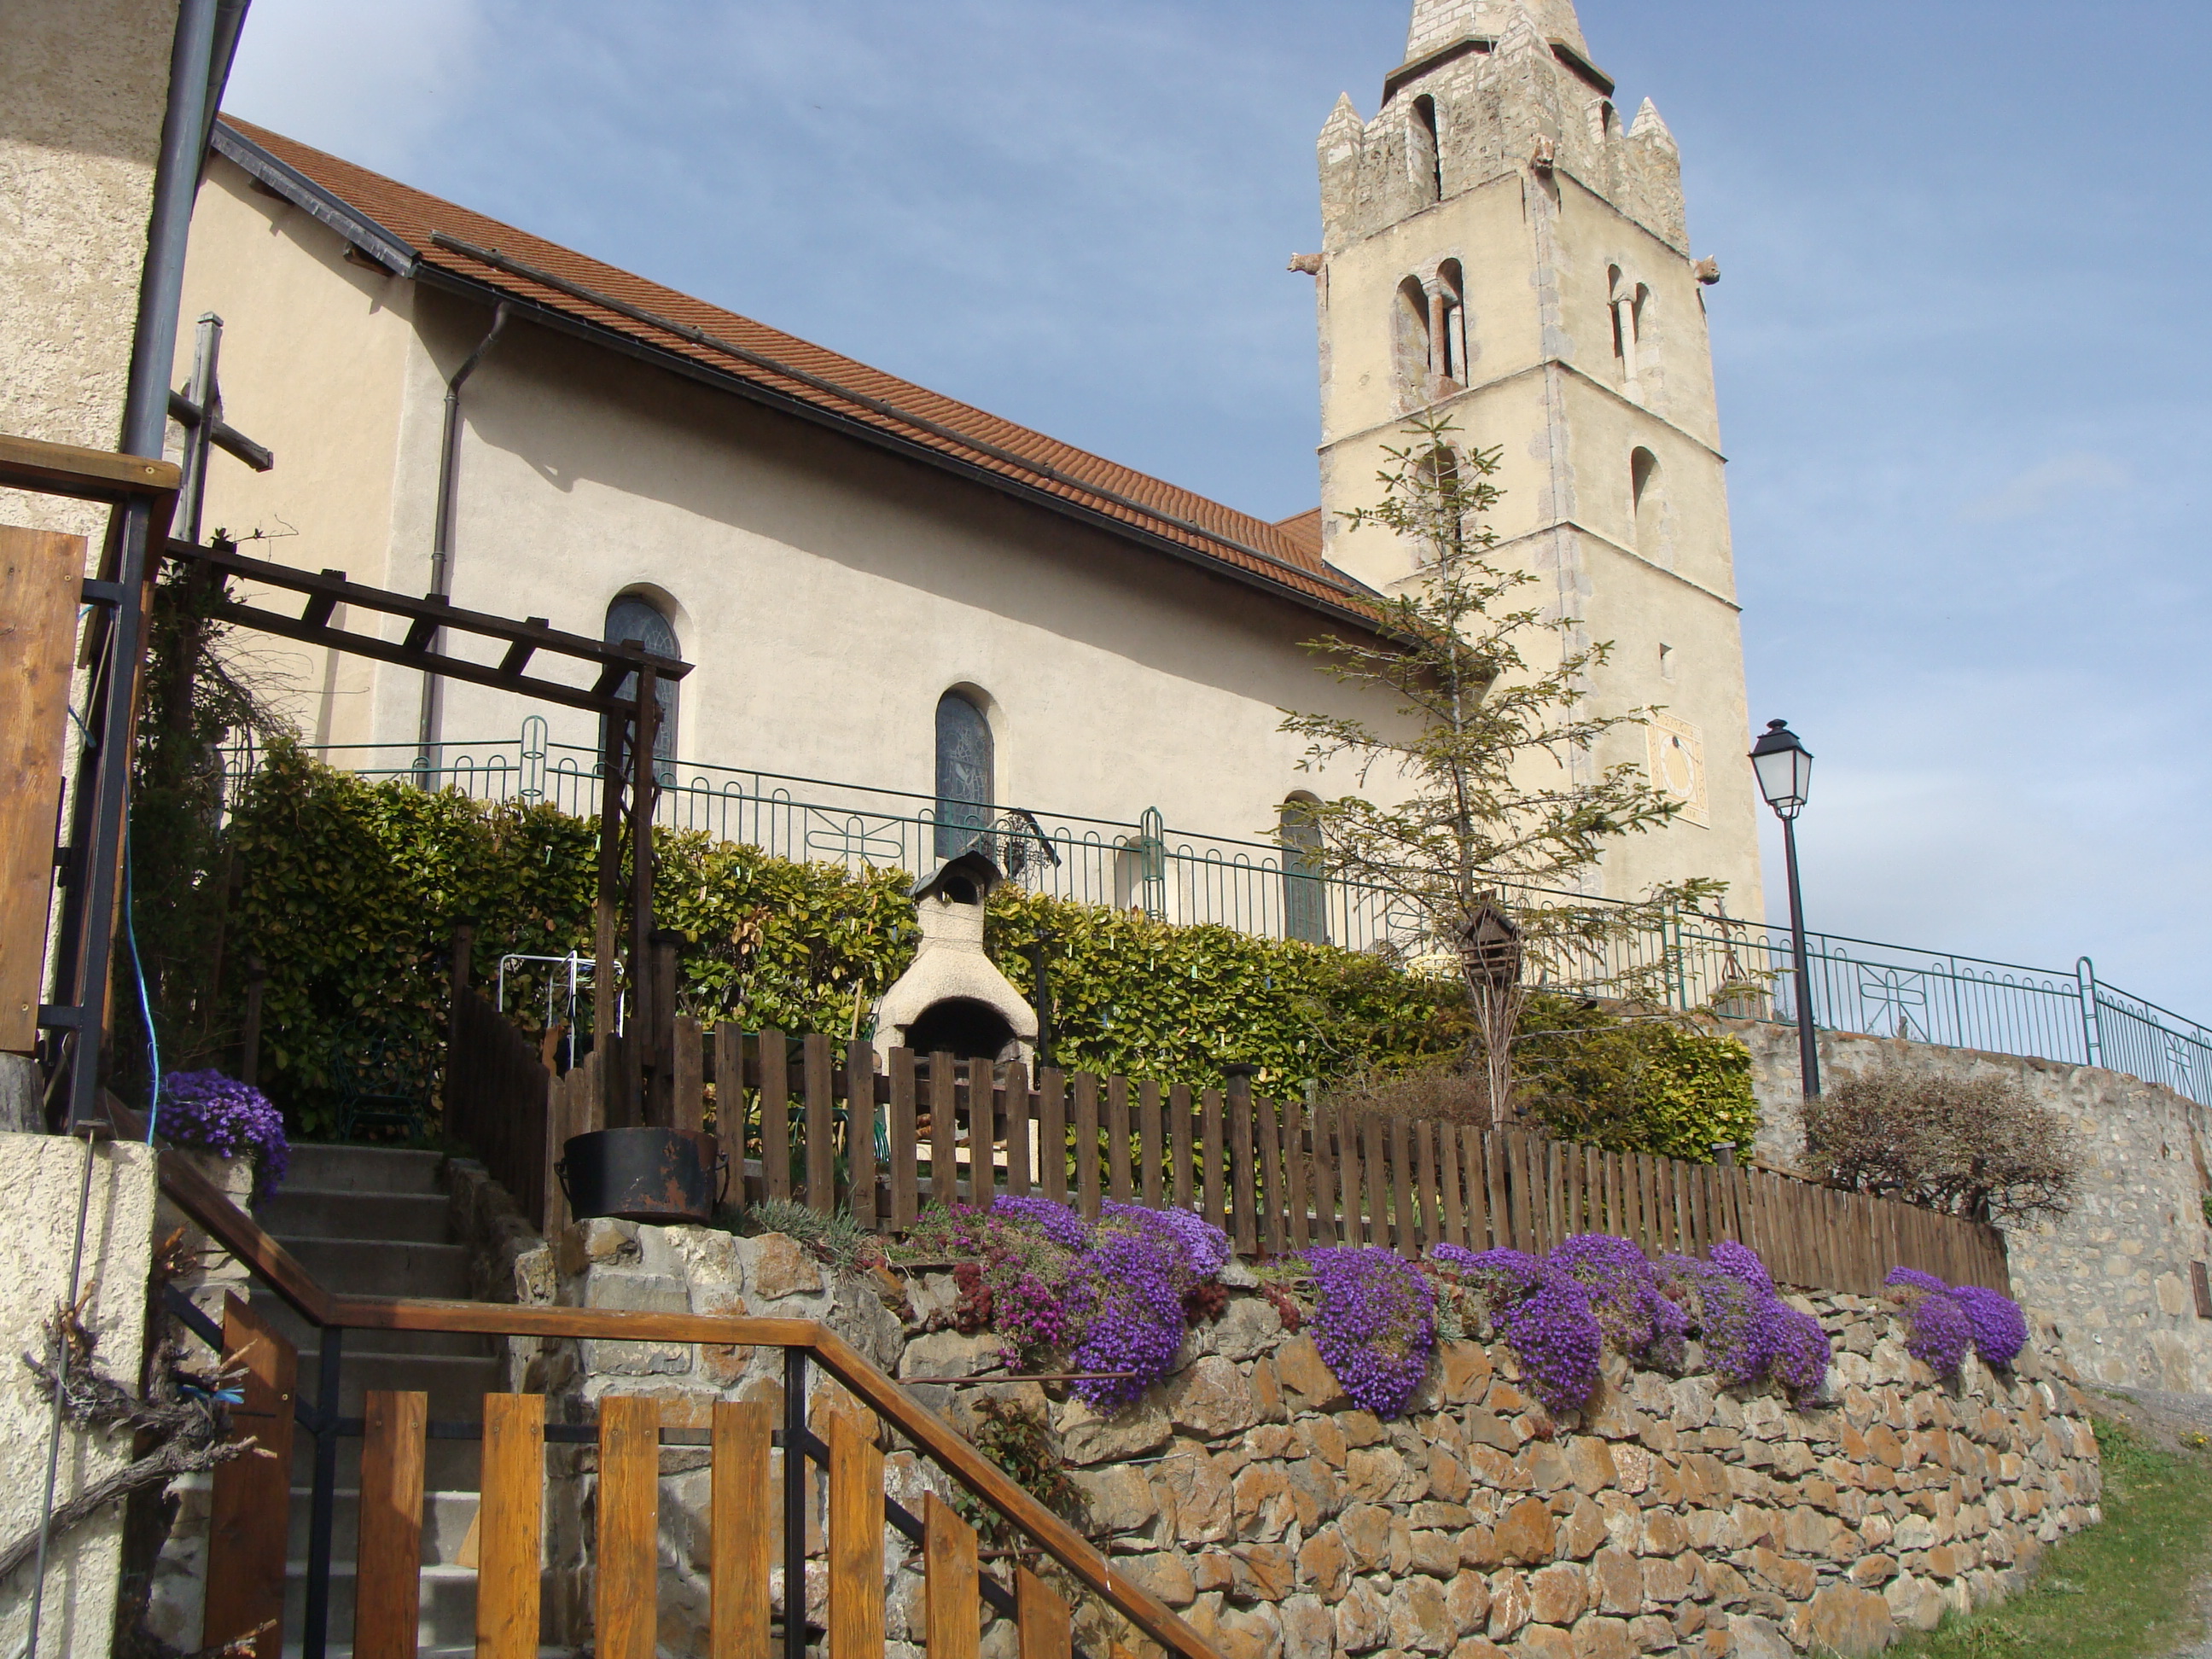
[828,1409,886,1659]
[0,528,80,1052]
[712,1401,774,1659]
[0,432,178,502]
[598,1395,661,1659]
[354,1390,428,1659]
[205,1295,297,1659]
[477,1394,544,1659]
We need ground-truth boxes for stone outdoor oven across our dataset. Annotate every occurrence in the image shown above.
[873,849,1039,1062]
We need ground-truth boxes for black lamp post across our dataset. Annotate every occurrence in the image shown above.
[1749,719,1820,1101]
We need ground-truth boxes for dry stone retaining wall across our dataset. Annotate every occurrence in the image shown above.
[1737,1022,2212,1394]
[535,1218,2102,1659]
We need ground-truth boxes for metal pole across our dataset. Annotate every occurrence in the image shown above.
[783,1346,808,1659]
[301,1324,344,1659]
[1782,813,1819,1102]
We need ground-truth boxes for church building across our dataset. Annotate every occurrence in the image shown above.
[169,0,1759,947]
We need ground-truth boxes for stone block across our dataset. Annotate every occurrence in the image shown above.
[1441,1342,1494,1404]
[1298,1527,1353,1599]
[1528,1563,1586,1626]
[1521,1623,1577,1659]
[1569,1613,1634,1659]
[1486,1570,1530,1641]
[1336,1580,1389,1653]
[1388,1575,1456,1653]
[1283,1594,1336,1659]
[1158,1448,1233,1542]
[1804,1585,1895,1656]
[1234,1543,1297,1603]
[1216,1295,1286,1360]
[1170,1354,1260,1440]
[1235,1462,1296,1541]
[1592,1546,1641,1615]
[1126,1551,1197,1607]
[1447,1569,1490,1635]
[1725,1612,1792,1659]
[1341,1503,1394,1570]
[1074,1464,1156,1534]
[1059,1396,1172,1464]
[1562,1497,1608,1560]
[1348,1446,1411,1505]
[1279,1336,1353,1412]
[748,1231,824,1299]
[1410,1530,1458,1578]
[1626,1612,1677,1652]
[1499,1495,1557,1564]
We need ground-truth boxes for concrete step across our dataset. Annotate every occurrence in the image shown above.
[281,1561,483,1650]
[246,1292,496,1359]
[279,1238,471,1299]
[282,1145,448,1196]
[286,1350,503,1433]
[283,1487,479,1564]
[258,1189,451,1244]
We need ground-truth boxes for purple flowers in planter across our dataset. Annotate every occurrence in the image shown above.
[1883,1267,2027,1374]
[1301,1246,1436,1417]
[157,1070,288,1198]
[988,1195,1091,1250]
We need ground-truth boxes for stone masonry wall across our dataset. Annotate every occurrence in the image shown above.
[538,1219,2102,1659]
[1736,1022,2212,1394]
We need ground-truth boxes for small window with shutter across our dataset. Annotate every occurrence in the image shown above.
[2192,1260,2211,1319]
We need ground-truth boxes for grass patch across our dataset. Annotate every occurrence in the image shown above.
[1885,1414,2212,1658]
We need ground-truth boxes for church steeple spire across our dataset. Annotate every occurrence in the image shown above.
[1405,0,1588,63]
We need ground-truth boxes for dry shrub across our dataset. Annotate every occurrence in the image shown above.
[1327,1058,1496,1126]
[1802,1064,2078,1224]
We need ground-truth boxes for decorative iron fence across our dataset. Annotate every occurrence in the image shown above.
[224,719,2212,1105]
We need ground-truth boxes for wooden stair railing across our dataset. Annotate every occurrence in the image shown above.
[154,1146,1218,1659]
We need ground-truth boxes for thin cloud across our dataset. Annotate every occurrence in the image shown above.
[1955,451,2133,523]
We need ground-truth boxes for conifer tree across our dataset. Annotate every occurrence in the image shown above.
[1280,414,1723,1122]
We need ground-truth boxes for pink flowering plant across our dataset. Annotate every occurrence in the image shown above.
[1883,1267,2027,1374]
[900,1195,1231,1408]
[156,1069,289,1200]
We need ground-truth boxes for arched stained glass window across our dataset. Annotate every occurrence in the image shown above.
[1281,795,1328,944]
[934,690,994,859]
[604,594,679,783]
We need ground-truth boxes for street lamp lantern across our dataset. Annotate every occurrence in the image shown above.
[1749,719,1813,818]
[1749,719,1822,1104]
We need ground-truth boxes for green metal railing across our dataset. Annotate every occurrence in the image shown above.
[221,719,2212,1106]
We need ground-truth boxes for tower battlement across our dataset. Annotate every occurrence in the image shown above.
[1319,2,1685,256]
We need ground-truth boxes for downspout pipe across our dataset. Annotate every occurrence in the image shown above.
[416,300,511,768]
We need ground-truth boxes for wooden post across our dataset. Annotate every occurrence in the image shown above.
[598,1395,661,1659]
[712,1401,774,1659]
[1073,1073,1101,1220]
[890,1046,919,1227]
[1002,1057,1032,1198]
[595,695,626,1126]
[1106,1074,1132,1203]
[0,528,80,1060]
[478,1394,544,1659]
[804,1033,835,1212]
[237,955,266,1088]
[828,1410,886,1659]
[1038,1068,1067,1208]
[923,1494,981,1659]
[1168,1082,1194,1211]
[354,1390,428,1659]
[1138,1079,1163,1208]
[1016,1569,1071,1659]
[931,1051,958,1208]
[205,1295,296,1659]
[760,1030,790,1202]
[1225,1066,1257,1257]
[847,1037,878,1230]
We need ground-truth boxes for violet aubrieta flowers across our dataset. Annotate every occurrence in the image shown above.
[157,1069,288,1198]
[1658,1244,1832,1405]
[1883,1267,2027,1374]
[1301,1245,1436,1417]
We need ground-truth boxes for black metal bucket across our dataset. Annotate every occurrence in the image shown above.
[556,1127,724,1225]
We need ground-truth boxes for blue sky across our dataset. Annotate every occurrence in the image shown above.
[223,2,2212,1017]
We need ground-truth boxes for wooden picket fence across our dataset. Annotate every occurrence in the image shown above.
[496,1021,2011,1298]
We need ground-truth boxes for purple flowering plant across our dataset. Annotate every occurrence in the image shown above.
[900,1196,1229,1408]
[157,1070,288,1199]
[1301,1246,1436,1417]
[1657,1243,1832,1405]
[1883,1267,2027,1374]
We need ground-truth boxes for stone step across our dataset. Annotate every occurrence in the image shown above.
[279,1238,471,1299]
[258,1189,452,1244]
[282,1144,448,1195]
[289,1348,504,1421]
[281,1561,482,1649]
[283,1487,478,1565]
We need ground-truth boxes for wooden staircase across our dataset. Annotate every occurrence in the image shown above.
[158,1148,1214,1659]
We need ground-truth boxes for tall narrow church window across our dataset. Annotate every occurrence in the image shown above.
[1607,265,1627,374]
[934,689,994,859]
[1280,795,1328,943]
[1630,448,1662,555]
[1411,96,1441,204]
[603,592,679,783]
[1436,259,1468,382]
[1393,276,1432,398]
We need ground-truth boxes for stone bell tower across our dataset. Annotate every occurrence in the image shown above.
[1307,0,1763,913]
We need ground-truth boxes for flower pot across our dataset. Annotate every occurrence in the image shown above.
[557,1127,724,1225]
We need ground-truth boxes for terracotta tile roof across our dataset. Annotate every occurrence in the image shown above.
[1273,508,1324,562]
[214,117,1377,625]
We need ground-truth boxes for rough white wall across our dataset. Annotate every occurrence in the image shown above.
[1737,1022,2212,1394]
[0,1135,157,1659]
